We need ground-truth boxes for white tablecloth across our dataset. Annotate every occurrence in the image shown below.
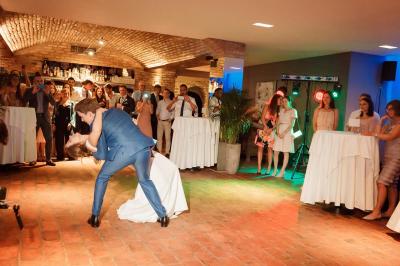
[170,117,220,169]
[300,131,379,211]
[0,107,37,164]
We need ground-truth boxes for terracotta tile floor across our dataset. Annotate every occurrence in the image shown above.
[0,159,399,266]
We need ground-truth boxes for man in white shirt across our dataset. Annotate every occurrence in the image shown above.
[104,84,119,108]
[208,88,223,119]
[167,84,197,117]
[156,89,173,156]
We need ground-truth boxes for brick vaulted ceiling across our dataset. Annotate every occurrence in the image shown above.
[0,10,244,69]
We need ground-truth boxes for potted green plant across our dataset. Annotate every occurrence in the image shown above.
[217,89,251,174]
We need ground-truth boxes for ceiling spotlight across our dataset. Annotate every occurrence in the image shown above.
[98,38,106,46]
[87,48,96,56]
[379,45,397,50]
[253,22,274,28]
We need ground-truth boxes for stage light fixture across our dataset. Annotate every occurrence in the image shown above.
[313,88,326,103]
[332,83,342,99]
[292,82,300,96]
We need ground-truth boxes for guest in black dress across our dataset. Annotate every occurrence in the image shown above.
[54,88,72,161]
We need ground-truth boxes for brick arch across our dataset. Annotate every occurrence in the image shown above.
[0,11,210,69]
[14,41,144,69]
[188,86,208,103]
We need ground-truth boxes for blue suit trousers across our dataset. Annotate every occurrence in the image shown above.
[92,147,166,218]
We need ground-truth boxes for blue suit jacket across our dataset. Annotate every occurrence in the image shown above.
[92,109,154,161]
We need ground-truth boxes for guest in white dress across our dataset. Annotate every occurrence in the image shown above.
[272,96,297,178]
[347,96,380,134]
[313,92,338,132]
[347,93,380,131]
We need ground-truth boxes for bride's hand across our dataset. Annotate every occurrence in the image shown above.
[66,133,84,148]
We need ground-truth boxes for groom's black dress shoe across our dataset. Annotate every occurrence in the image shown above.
[87,215,100,228]
[159,216,170,227]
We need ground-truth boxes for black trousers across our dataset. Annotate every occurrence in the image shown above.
[151,115,158,139]
[36,114,52,161]
[55,123,69,160]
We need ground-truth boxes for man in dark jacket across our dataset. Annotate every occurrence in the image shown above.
[23,73,56,166]
[116,85,135,117]
[150,84,163,139]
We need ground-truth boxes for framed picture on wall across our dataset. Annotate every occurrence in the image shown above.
[255,81,275,113]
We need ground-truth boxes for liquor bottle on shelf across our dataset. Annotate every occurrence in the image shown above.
[42,59,49,76]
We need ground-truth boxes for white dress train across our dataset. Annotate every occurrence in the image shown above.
[387,202,400,233]
[117,152,188,223]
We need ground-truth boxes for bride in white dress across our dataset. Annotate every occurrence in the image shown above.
[387,202,400,233]
[117,152,188,223]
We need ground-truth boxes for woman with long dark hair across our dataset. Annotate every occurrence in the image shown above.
[255,94,282,174]
[348,96,380,134]
[363,100,400,221]
[312,92,338,132]
[95,87,107,108]
[2,72,24,106]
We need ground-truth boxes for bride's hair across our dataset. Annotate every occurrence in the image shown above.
[66,143,91,159]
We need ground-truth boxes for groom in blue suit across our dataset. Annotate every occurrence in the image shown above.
[67,98,169,227]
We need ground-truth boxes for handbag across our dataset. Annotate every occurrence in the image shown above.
[293,117,302,139]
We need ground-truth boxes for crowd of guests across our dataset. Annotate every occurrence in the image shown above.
[0,69,225,166]
[254,87,400,224]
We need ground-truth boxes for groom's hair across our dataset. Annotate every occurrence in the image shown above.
[75,98,100,114]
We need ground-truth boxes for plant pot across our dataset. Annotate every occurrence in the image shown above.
[217,142,227,171]
[225,143,241,174]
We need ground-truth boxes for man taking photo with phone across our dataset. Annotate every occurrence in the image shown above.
[167,84,197,117]
[23,73,56,166]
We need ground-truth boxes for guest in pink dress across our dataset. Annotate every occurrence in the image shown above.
[312,92,338,132]
[136,94,154,138]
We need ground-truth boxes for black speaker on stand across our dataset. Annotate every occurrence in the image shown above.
[381,61,397,82]
[377,61,397,113]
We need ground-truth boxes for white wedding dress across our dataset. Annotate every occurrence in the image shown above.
[387,202,400,233]
[117,152,188,223]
